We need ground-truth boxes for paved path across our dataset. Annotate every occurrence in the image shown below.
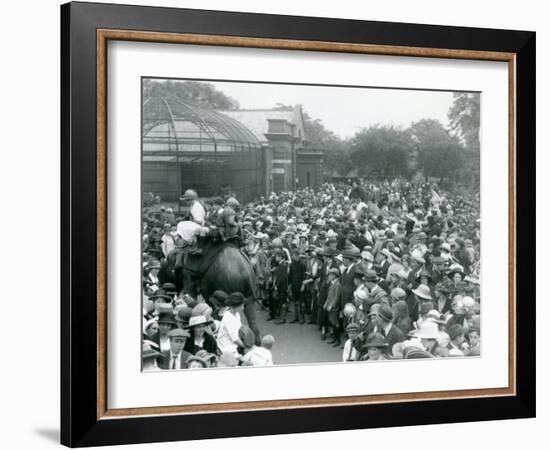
[253,305,342,365]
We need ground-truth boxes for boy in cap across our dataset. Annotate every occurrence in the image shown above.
[342,322,360,362]
[157,328,192,370]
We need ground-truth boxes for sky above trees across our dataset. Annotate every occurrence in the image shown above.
[144,79,480,186]
[204,80,458,140]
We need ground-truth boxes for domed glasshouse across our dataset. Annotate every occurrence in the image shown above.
[142,96,323,204]
[142,97,265,203]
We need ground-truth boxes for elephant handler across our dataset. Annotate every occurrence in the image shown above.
[215,197,243,245]
[175,210,210,294]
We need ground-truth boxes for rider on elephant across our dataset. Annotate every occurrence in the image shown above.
[182,189,206,226]
[171,208,209,294]
[215,197,243,246]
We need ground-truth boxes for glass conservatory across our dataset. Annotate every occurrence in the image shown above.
[142,97,265,203]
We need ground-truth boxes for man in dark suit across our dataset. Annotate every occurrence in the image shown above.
[374,304,405,354]
[324,268,342,346]
[340,248,360,305]
[157,328,192,370]
[288,249,307,323]
[272,249,289,324]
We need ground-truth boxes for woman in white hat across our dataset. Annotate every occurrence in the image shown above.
[412,321,444,356]
[184,315,219,356]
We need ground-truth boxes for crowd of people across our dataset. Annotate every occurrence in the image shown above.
[142,178,481,370]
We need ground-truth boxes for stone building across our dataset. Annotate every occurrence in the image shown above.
[142,98,324,205]
[221,105,324,194]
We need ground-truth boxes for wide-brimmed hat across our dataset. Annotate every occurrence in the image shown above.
[157,311,177,325]
[412,284,432,300]
[414,321,442,340]
[185,315,213,329]
[361,332,388,349]
[150,290,172,303]
[363,269,379,282]
[225,292,246,307]
[377,304,393,322]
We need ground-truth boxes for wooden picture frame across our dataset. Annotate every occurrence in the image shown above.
[61,1,535,447]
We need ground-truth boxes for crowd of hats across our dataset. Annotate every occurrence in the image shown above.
[142,178,481,365]
[142,282,254,368]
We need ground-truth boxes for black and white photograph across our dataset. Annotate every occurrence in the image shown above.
[141,78,481,371]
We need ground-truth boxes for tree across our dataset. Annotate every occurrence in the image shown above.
[447,93,481,189]
[447,93,480,153]
[143,79,240,109]
[274,103,352,176]
[410,119,465,182]
[349,125,414,179]
[303,116,352,176]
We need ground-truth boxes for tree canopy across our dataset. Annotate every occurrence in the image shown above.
[448,92,480,154]
[410,119,465,182]
[143,79,240,110]
[349,125,414,180]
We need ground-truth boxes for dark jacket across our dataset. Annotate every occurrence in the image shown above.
[157,350,192,370]
[272,261,288,299]
[288,259,307,294]
[184,332,219,356]
[340,263,359,304]
[381,323,405,353]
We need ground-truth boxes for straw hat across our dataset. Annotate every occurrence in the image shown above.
[412,284,432,300]
[414,321,442,340]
